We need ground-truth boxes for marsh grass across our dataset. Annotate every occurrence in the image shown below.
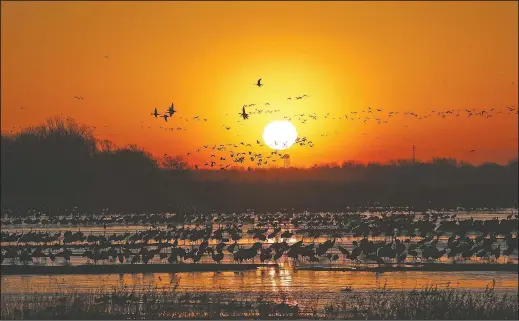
[333,280,518,320]
[1,280,517,319]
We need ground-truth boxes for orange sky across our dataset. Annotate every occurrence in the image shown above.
[1,1,518,167]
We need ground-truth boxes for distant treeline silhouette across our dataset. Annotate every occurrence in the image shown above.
[1,117,517,214]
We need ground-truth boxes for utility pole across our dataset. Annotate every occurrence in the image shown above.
[412,145,416,164]
[283,154,290,168]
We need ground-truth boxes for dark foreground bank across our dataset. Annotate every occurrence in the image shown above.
[1,282,517,319]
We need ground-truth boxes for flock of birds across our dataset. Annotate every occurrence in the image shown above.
[136,78,518,170]
[152,103,177,122]
[144,79,314,170]
[2,75,513,169]
[2,211,517,266]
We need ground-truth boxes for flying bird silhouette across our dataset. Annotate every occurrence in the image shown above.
[241,106,249,120]
[255,78,263,87]
[167,103,177,117]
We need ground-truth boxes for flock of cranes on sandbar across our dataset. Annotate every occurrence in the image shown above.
[2,211,517,266]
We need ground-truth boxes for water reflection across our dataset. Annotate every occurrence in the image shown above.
[2,211,517,307]
[2,267,517,296]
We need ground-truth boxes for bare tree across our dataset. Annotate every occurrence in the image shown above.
[162,154,188,170]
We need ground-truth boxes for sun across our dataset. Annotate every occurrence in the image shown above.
[262,120,298,151]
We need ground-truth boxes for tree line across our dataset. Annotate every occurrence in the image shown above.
[1,117,517,214]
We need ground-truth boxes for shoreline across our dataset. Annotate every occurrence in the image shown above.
[295,262,519,272]
[0,263,278,275]
[1,262,517,275]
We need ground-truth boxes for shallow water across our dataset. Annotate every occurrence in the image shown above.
[2,216,518,267]
[2,211,517,308]
[1,267,517,301]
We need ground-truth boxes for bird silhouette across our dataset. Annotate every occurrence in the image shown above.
[167,103,176,117]
[241,106,249,120]
[255,78,263,87]
[152,108,160,118]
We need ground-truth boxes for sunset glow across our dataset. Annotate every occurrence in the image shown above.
[1,1,517,168]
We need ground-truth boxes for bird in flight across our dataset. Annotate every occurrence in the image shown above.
[167,103,176,117]
[241,106,249,120]
[162,114,169,122]
[255,78,263,87]
[152,108,160,118]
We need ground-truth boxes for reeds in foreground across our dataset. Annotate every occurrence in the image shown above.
[1,280,517,319]
[331,280,518,320]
